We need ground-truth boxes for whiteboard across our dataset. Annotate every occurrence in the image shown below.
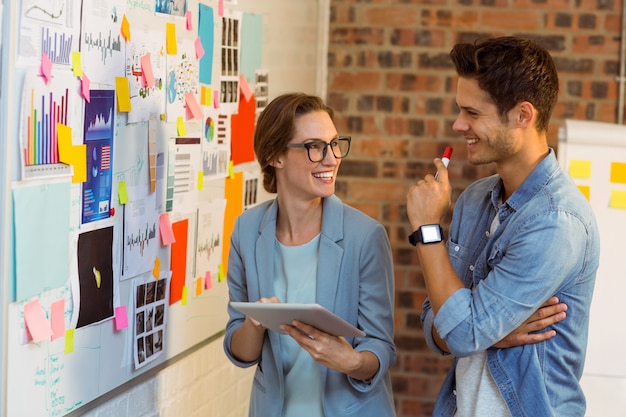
[558,119,626,415]
[1,1,328,416]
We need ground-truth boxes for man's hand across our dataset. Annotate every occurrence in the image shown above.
[494,296,567,348]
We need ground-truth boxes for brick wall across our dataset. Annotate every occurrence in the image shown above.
[327,1,623,416]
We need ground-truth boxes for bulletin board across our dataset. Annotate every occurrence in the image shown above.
[0,1,329,416]
[557,119,626,414]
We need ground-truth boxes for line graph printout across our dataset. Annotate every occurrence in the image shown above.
[81,0,127,85]
[122,193,160,280]
[195,198,226,284]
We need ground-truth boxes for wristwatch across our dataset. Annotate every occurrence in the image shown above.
[408,224,444,246]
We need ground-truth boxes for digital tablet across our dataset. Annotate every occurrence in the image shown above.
[230,302,366,337]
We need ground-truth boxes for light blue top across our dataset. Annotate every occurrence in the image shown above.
[421,149,600,417]
[274,236,324,417]
[224,195,396,417]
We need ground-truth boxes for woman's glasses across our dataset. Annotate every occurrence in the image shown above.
[286,136,351,163]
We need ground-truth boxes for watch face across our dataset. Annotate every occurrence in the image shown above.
[421,224,442,243]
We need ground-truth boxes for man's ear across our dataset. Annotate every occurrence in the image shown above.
[516,101,534,127]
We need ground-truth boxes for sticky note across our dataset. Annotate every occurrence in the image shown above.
[177,116,187,136]
[57,123,87,183]
[159,213,176,245]
[182,286,188,306]
[186,11,193,30]
[115,77,132,112]
[198,171,204,190]
[577,185,590,201]
[228,160,234,178]
[118,181,128,204]
[185,92,203,120]
[205,271,213,290]
[153,256,161,279]
[121,14,131,41]
[569,160,591,179]
[213,90,220,109]
[24,299,52,343]
[218,264,224,282]
[50,299,65,341]
[218,0,224,16]
[239,73,253,102]
[195,37,205,60]
[72,52,83,76]
[140,54,155,88]
[64,329,74,354]
[81,74,91,102]
[166,23,177,55]
[114,306,128,330]
[610,162,626,184]
[196,277,203,296]
[610,189,626,209]
[40,52,52,84]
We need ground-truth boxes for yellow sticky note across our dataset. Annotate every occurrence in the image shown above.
[72,52,83,76]
[72,144,87,183]
[577,185,590,201]
[218,264,224,282]
[610,162,626,184]
[569,160,591,179]
[115,77,132,112]
[57,124,87,183]
[64,329,75,355]
[177,116,187,136]
[182,286,188,306]
[118,181,128,204]
[166,23,177,55]
[153,256,161,279]
[228,160,234,178]
[196,277,203,296]
[198,171,203,190]
[610,189,626,209]
[121,14,131,41]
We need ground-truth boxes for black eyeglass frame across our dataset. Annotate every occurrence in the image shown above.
[285,136,352,163]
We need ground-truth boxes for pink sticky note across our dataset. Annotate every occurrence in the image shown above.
[213,90,220,109]
[159,213,176,245]
[185,92,203,120]
[81,74,91,102]
[140,54,155,88]
[24,299,53,343]
[50,299,65,341]
[205,271,213,290]
[218,0,224,16]
[186,11,193,30]
[239,74,253,102]
[40,52,52,84]
[114,306,128,330]
[194,37,205,60]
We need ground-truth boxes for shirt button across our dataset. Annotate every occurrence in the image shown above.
[469,265,474,271]
[485,231,490,237]
[454,246,460,252]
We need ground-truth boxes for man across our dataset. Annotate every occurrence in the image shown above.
[406,36,600,416]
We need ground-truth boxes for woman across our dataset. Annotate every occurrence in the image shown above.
[224,93,396,417]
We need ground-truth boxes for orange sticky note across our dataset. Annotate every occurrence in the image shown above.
[153,256,161,279]
[182,286,188,306]
[140,54,155,88]
[186,11,193,30]
[115,77,132,112]
[72,51,83,76]
[81,74,91,102]
[114,306,128,330]
[185,92,203,120]
[40,52,52,84]
[177,116,187,136]
[64,329,74,354]
[194,37,205,60]
[166,23,177,55]
[195,277,203,296]
[610,162,626,184]
[205,271,213,290]
[24,299,52,343]
[121,14,131,41]
[577,185,590,201]
[118,180,128,204]
[159,213,176,245]
[50,299,65,341]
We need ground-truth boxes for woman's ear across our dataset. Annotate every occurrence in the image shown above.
[269,157,283,168]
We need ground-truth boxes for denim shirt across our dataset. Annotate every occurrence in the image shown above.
[421,150,600,417]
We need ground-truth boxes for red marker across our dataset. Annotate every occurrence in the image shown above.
[435,146,453,180]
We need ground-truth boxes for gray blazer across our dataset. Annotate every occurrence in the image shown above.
[224,195,396,417]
